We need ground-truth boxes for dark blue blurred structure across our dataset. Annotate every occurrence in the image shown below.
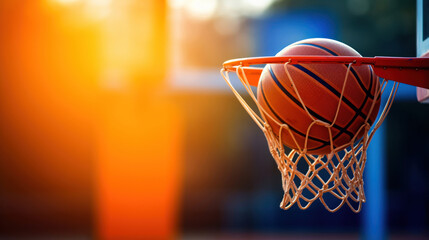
[254,10,338,56]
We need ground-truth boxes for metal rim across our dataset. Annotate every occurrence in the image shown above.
[222,56,429,89]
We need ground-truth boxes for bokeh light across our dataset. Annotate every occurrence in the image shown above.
[54,0,81,4]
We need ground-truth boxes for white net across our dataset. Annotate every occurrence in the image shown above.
[220,61,398,212]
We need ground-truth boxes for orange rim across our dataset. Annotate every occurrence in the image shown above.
[222,56,429,88]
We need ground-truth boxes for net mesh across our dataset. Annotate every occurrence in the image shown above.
[220,61,398,212]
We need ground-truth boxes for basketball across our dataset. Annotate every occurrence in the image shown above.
[256,38,381,155]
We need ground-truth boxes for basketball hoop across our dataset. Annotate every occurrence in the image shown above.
[220,55,429,212]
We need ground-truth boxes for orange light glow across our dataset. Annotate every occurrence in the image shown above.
[96,98,183,239]
[93,0,181,239]
[0,0,181,238]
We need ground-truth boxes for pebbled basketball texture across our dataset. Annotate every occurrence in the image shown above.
[257,38,381,155]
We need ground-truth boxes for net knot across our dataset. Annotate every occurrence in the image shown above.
[313,119,331,128]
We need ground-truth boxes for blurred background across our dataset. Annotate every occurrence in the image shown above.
[0,0,428,239]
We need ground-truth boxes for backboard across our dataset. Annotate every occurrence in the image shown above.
[417,0,429,103]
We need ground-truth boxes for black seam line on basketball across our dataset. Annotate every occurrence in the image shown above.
[332,68,376,141]
[332,67,374,140]
[348,65,374,99]
[293,64,368,124]
[365,68,375,125]
[260,80,329,152]
[297,43,376,126]
[295,43,374,99]
[268,65,354,139]
[296,43,337,55]
[332,87,371,142]
[260,82,329,146]
[368,67,375,100]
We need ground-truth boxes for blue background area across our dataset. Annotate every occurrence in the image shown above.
[253,10,338,56]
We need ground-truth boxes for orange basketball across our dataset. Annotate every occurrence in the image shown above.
[257,38,381,155]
